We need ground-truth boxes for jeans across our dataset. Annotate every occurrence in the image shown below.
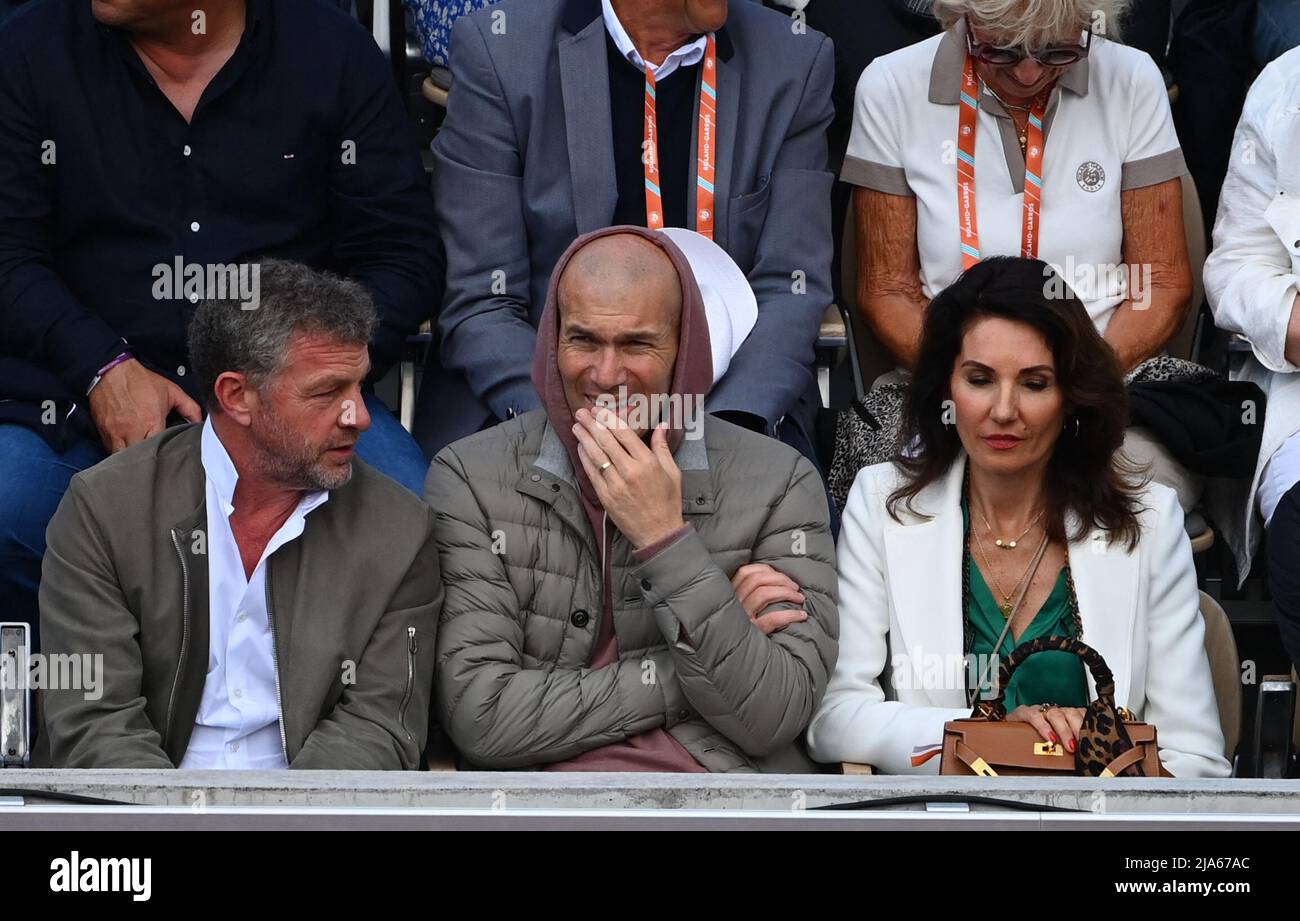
[0,393,428,651]
[354,393,432,495]
[0,428,106,653]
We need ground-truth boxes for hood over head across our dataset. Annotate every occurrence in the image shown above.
[531,225,714,510]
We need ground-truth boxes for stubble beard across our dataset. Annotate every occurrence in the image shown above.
[250,404,353,492]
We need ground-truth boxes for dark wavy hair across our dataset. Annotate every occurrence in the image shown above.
[887,256,1145,550]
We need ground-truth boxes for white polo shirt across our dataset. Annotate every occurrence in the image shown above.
[843,20,1187,332]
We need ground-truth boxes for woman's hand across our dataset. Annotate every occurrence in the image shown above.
[1007,704,1087,752]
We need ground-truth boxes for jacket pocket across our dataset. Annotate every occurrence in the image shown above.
[398,626,417,743]
[1264,192,1300,277]
[725,174,772,269]
[696,736,759,772]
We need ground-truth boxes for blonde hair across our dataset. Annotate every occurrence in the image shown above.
[932,0,1130,48]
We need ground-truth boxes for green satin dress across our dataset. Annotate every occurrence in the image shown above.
[963,500,1088,711]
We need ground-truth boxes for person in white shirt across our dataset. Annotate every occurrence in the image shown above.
[177,417,332,769]
[807,257,1229,778]
[841,0,1201,511]
[1204,47,1300,673]
[39,260,441,770]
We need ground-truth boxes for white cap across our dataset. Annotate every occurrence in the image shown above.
[659,227,758,386]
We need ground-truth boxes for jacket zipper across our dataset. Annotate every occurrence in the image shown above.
[264,569,290,765]
[599,510,608,592]
[164,530,193,752]
[597,511,610,646]
[398,626,417,742]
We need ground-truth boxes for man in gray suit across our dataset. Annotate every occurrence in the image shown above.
[418,0,835,469]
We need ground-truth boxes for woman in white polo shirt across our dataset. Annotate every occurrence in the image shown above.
[841,0,1198,505]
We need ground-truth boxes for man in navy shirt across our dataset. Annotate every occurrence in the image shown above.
[0,0,441,647]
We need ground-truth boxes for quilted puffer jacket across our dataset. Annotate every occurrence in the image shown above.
[426,409,839,771]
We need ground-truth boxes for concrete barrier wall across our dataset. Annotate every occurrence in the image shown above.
[2,771,1299,829]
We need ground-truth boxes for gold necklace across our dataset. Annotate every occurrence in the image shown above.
[983,83,1046,149]
[972,527,1043,617]
[984,84,1034,112]
[977,506,1043,550]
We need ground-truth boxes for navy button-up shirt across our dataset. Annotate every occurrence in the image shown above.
[0,0,440,426]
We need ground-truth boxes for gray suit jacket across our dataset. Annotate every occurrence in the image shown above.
[416,0,835,457]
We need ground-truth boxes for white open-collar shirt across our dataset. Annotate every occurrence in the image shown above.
[178,419,328,770]
[601,0,707,80]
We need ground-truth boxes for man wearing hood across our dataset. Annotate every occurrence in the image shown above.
[418,0,834,481]
[425,226,838,772]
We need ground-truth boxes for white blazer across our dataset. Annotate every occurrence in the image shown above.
[1204,47,1300,582]
[806,456,1231,778]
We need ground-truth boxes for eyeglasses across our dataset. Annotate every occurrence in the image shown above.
[965,18,1092,68]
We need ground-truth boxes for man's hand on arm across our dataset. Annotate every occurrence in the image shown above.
[730,562,809,636]
[572,408,810,638]
[571,407,684,549]
[87,358,201,453]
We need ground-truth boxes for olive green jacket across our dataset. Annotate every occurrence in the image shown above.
[39,423,441,770]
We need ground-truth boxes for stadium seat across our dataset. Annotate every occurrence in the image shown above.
[815,304,847,409]
[839,192,896,400]
[422,68,451,108]
[1167,172,1208,364]
[398,321,432,433]
[1171,173,1215,552]
[1250,673,1296,778]
[1200,591,1242,766]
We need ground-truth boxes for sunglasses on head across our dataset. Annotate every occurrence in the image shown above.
[965,17,1092,68]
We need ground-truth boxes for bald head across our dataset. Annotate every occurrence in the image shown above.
[554,234,684,428]
[558,233,683,324]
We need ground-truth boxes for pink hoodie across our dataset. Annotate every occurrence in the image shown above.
[533,226,712,773]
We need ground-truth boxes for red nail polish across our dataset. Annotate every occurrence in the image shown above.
[1067,738,1076,752]
[1048,731,1058,744]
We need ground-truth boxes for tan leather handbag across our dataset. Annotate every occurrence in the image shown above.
[940,636,1169,778]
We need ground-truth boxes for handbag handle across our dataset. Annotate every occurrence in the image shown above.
[974,635,1117,720]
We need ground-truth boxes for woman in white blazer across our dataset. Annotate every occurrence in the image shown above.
[1204,47,1300,672]
[807,257,1229,778]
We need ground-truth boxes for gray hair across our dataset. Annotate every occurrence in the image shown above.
[932,0,1130,47]
[188,258,377,412]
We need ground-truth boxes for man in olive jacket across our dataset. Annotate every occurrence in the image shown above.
[426,227,838,772]
[39,261,440,770]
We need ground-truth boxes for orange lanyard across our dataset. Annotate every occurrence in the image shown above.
[957,54,1047,269]
[643,34,717,240]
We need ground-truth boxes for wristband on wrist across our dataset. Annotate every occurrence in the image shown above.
[86,352,134,396]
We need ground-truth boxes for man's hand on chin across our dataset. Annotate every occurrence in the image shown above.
[571,406,685,548]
